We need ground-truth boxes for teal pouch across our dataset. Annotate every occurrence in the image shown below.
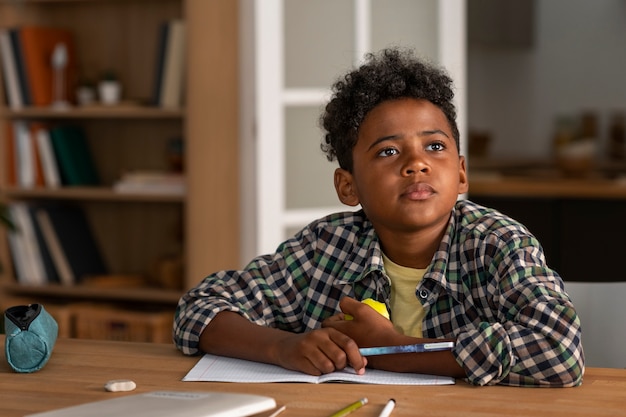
[4,304,58,373]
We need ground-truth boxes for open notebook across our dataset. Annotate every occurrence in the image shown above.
[184,353,455,385]
[25,391,277,417]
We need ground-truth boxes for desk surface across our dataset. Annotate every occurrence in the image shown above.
[1,336,625,417]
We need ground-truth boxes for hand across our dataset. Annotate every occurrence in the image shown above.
[273,327,367,376]
[322,297,398,347]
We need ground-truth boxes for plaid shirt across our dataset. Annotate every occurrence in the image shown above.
[174,199,584,387]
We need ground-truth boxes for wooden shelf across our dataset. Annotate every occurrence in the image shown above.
[0,104,184,120]
[2,186,185,203]
[1,282,182,305]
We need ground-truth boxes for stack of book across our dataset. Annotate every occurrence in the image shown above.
[5,122,100,188]
[0,25,77,109]
[113,170,186,196]
[6,202,108,286]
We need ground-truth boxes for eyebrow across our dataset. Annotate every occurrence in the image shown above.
[367,129,450,151]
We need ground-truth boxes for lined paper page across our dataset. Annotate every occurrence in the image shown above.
[183,354,317,383]
[183,354,455,385]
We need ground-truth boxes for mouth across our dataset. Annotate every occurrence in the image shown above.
[402,182,435,201]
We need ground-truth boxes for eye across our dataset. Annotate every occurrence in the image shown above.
[426,141,446,152]
[377,147,399,157]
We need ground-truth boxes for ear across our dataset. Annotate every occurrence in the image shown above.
[457,155,469,195]
[334,168,360,206]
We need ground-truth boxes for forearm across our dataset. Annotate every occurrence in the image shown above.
[200,310,368,376]
[199,311,287,366]
[454,315,583,386]
[365,333,466,379]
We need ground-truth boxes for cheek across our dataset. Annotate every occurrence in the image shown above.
[355,182,393,213]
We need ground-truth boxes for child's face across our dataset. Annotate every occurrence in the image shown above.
[334,98,468,238]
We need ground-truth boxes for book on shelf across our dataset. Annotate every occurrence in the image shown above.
[6,209,34,285]
[6,203,48,285]
[32,123,61,188]
[12,120,37,188]
[35,206,73,286]
[17,25,77,107]
[4,122,17,186]
[6,202,106,286]
[6,204,34,284]
[27,204,61,285]
[151,21,168,107]
[30,123,46,187]
[49,125,100,186]
[0,28,23,109]
[152,19,186,108]
[5,220,28,284]
[34,204,108,285]
[7,121,54,189]
[9,28,32,106]
[113,170,186,195]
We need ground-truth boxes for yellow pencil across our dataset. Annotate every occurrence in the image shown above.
[328,397,368,417]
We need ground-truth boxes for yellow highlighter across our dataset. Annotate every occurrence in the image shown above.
[328,397,368,417]
[344,298,390,320]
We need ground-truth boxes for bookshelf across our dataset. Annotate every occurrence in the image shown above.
[0,0,239,339]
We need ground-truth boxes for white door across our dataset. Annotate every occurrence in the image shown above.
[240,0,466,263]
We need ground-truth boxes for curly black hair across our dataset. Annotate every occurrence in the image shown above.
[320,47,459,172]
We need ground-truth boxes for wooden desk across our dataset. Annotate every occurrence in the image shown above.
[1,336,625,417]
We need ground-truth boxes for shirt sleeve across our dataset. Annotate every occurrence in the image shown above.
[454,230,585,387]
[173,230,317,356]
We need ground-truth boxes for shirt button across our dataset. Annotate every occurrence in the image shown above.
[419,289,429,299]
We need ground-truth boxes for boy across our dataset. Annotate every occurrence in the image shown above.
[174,48,584,387]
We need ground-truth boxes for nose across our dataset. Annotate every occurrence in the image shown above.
[401,149,430,176]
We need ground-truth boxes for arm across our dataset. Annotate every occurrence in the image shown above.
[173,216,370,376]
[453,231,584,386]
[173,238,318,356]
[200,310,366,376]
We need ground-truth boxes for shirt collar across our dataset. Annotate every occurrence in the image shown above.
[333,221,385,285]
[331,205,462,295]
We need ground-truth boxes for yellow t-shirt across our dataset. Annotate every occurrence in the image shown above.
[382,253,426,338]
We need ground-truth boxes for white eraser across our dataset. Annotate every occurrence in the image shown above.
[104,379,137,392]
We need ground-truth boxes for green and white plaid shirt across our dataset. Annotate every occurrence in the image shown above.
[174,199,584,387]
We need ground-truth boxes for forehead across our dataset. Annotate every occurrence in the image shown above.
[359,98,451,137]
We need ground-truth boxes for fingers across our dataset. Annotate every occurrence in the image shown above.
[322,313,345,325]
[322,296,361,327]
[301,335,347,375]
[329,330,367,373]
[339,296,361,318]
[315,328,366,374]
[280,328,365,376]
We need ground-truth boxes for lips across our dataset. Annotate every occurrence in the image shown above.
[403,182,435,200]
